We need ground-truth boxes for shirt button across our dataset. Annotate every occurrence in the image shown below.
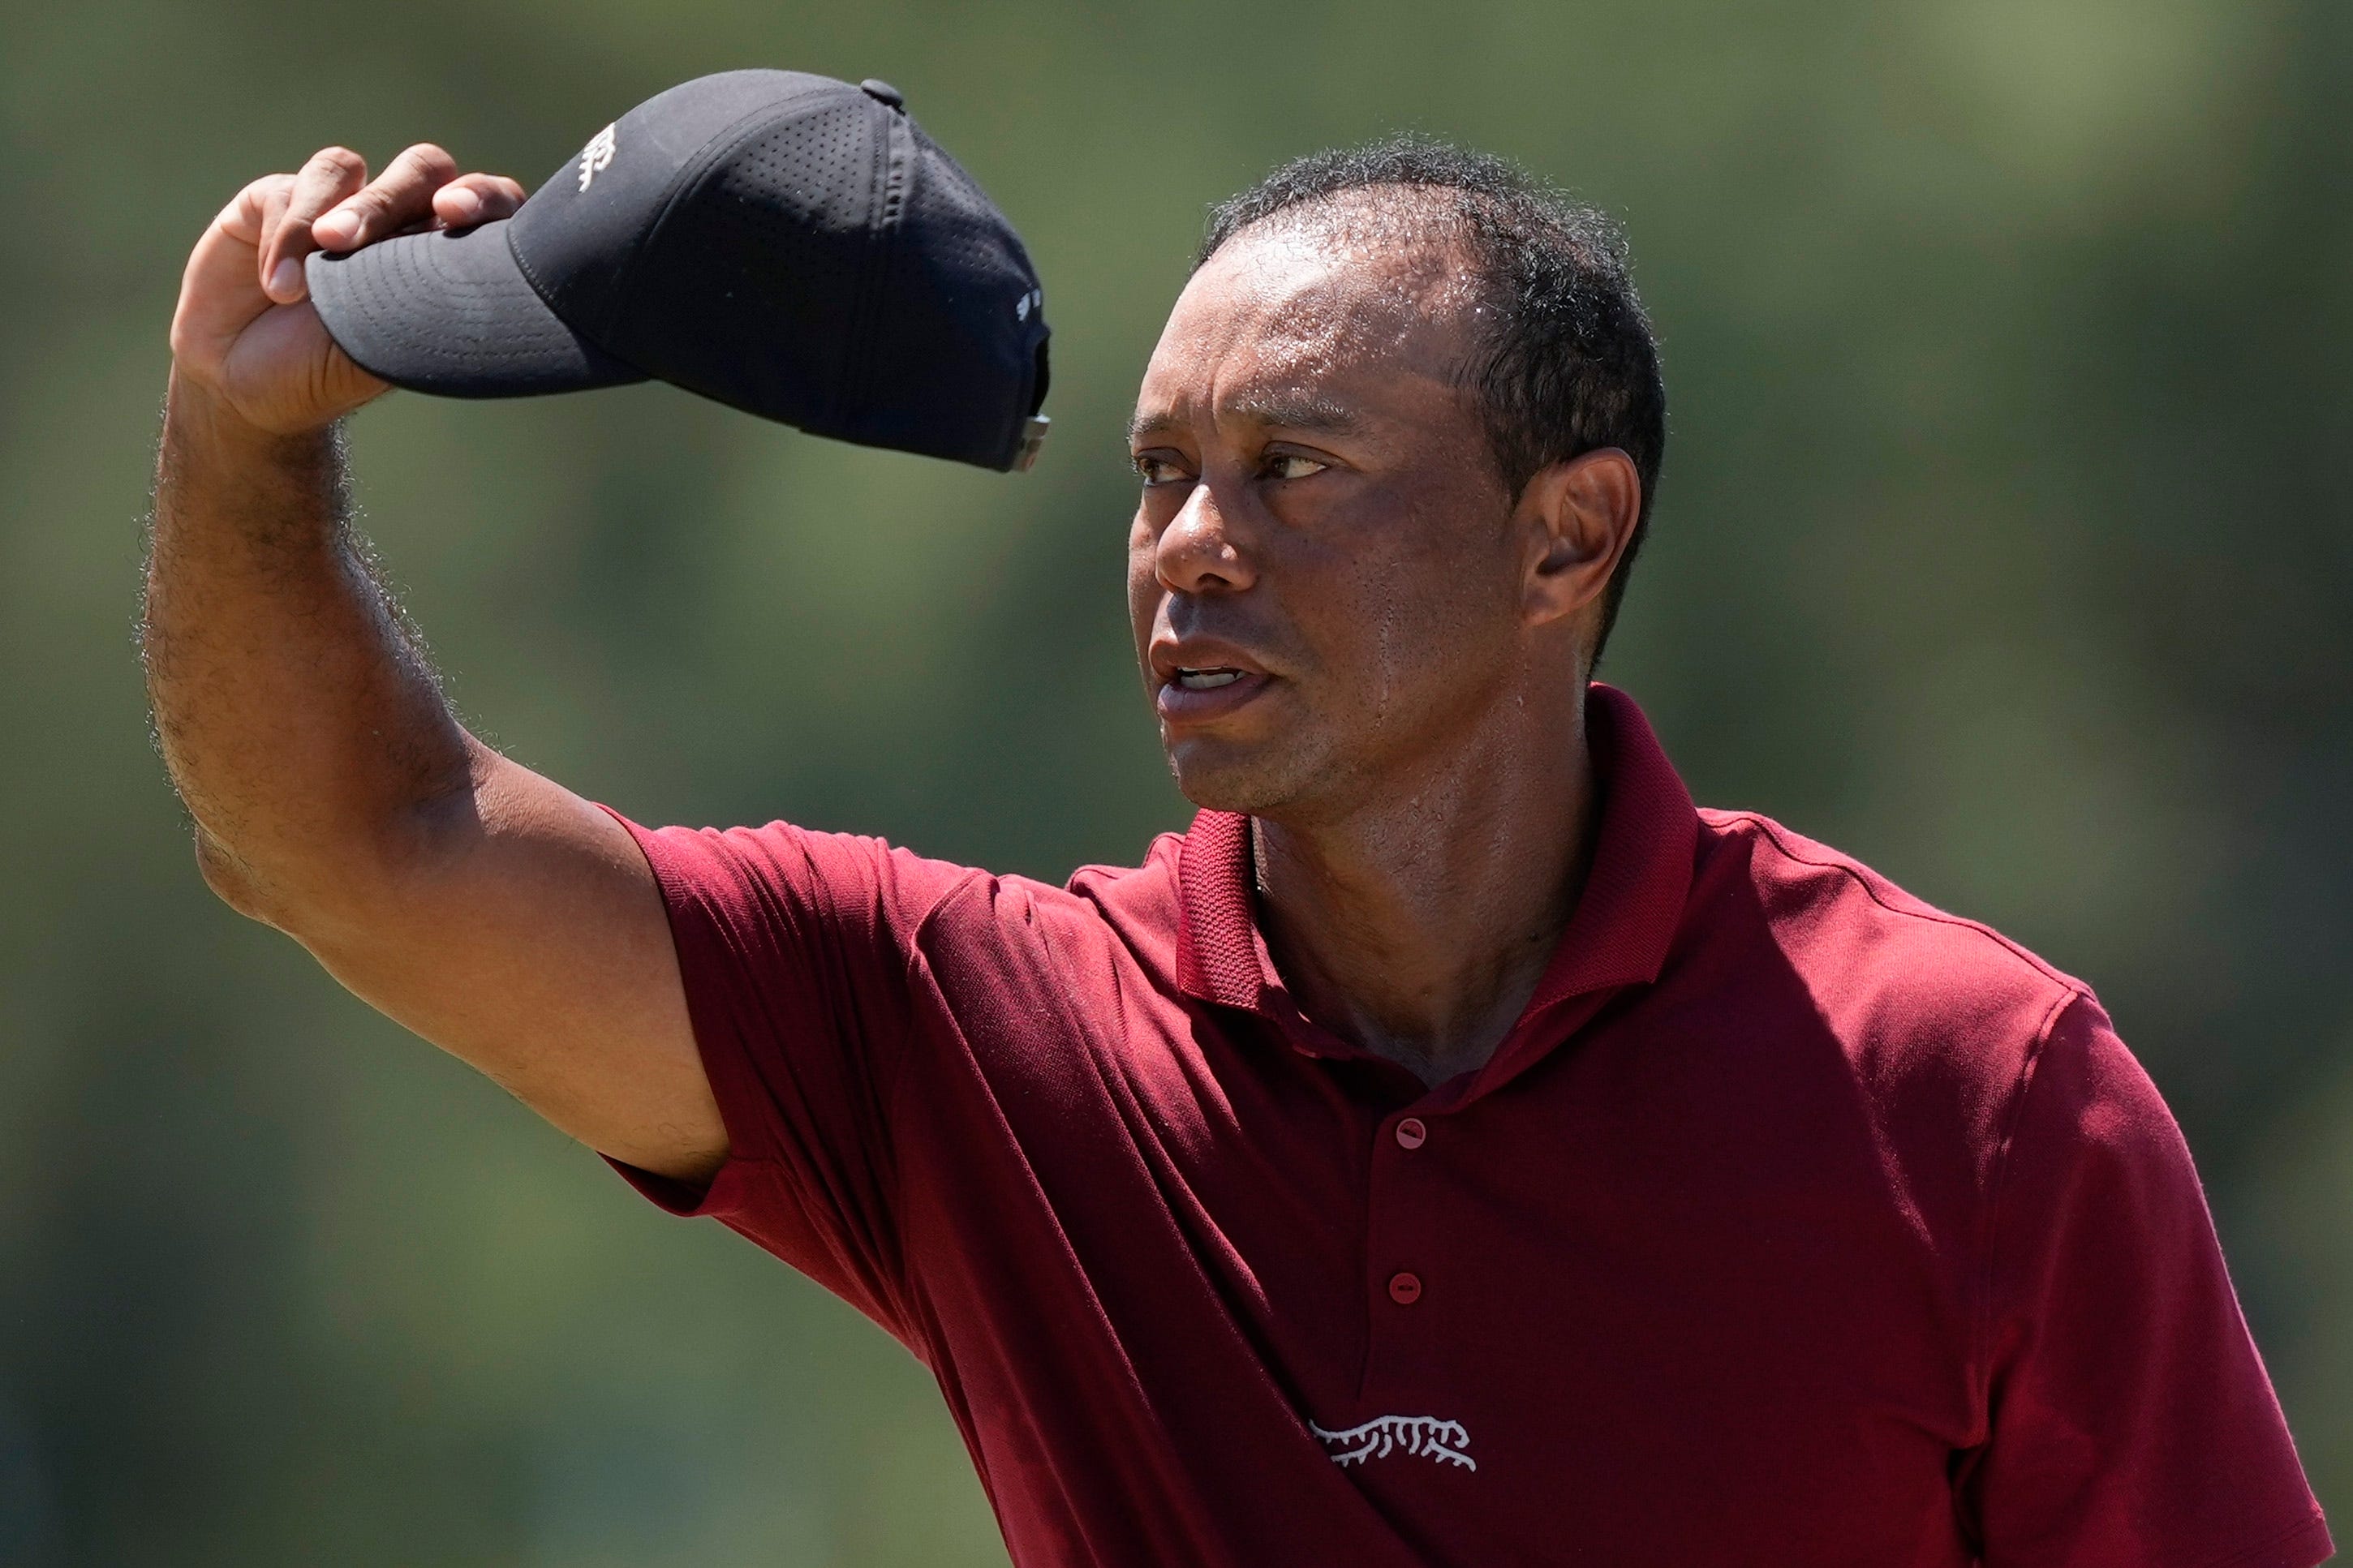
[1387,1271,1423,1305]
[1395,1116,1428,1150]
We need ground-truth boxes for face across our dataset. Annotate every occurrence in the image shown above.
[1125,217,1536,820]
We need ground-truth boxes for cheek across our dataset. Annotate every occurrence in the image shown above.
[1340,563,1429,709]
[1264,545,1404,712]
[1301,513,1514,715]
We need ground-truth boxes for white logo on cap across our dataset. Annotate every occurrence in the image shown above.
[1016,287,1042,321]
[578,124,617,191]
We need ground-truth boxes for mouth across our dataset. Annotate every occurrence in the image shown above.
[1156,664,1275,724]
[1148,634,1278,724]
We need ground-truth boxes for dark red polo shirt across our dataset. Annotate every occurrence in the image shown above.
[608,685,2329,1567]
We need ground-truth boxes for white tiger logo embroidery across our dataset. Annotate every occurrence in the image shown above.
[1311,1415,1476,1471]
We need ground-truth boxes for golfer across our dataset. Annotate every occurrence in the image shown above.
[148,71,2327,1567]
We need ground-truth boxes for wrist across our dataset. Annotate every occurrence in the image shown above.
[164,367,336,458]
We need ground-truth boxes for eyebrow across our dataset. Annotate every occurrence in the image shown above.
[1127,392,1366,446]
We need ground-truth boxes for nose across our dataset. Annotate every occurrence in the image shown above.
[1155,479,1256,596]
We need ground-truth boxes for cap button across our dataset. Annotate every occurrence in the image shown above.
[859,78,905,110]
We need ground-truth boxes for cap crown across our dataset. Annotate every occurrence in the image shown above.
[509,70,1049,470]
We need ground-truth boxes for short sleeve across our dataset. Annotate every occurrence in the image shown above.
[601,810,980,1344]
[1964,993,2331,1568]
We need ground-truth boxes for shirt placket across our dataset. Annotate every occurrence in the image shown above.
[1361,1102,1443,1400]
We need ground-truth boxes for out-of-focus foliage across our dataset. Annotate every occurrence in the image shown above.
[2,0,2347,1560]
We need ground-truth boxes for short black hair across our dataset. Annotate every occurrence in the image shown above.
[1198,137,1666,663]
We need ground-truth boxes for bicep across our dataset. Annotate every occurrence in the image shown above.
[292,746,725,1182]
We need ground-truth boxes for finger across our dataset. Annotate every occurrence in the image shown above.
[261,147,368,304]
[215,174,295,247]
[312,142,458,253]
[256,178,295,268]
[432,173,529,230]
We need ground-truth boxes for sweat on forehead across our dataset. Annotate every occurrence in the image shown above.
[1169,198,1491,389]
[1206,187,1487,311]
[1138,246,1480,439]
[1224,184,1478,262]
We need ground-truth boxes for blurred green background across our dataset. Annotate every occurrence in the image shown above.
[2,0,2348,1561]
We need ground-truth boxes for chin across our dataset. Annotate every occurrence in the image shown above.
[1164,733,1323,817]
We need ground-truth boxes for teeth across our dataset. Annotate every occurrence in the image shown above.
[1177,668,1244,690]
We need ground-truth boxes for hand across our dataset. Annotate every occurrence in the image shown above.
[168,144,527,436]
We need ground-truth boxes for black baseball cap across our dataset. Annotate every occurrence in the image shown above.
[307,69,1051,472]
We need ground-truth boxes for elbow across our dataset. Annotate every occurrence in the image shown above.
[190,806,462,943]
[192,829,299,929]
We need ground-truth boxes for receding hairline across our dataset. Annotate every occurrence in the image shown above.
[1134,217,1496,451]
[1194,180,1492,278]
[1180,187,1500,389]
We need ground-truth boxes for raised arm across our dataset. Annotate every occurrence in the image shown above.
[148,144,725,1181]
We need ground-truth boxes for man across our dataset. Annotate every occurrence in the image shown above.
[150,107,2329,1564]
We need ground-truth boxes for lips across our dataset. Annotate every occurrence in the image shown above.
[1155,664,1274,724]
[1149,637,1277,724]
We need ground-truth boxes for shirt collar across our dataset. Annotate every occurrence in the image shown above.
[1174,682,1698,1023]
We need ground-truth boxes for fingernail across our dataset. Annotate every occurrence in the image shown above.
[315,210,355,245]
[268,256,303,298]
[446,188,482,221]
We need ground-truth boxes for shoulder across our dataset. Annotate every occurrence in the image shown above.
[1683,808,2092,1132]
[1065,831,1189,939]
[894,828,1188,990]
[1668,810,2159,1314]
[639,814,1190,986]
[1694,806,2085,1027]
[631,816,991,939]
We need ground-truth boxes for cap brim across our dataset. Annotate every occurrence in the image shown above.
[306,219,648,397]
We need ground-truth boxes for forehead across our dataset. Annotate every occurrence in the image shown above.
[1135,210,1478,431]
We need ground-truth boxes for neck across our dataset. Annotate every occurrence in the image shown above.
[1253,681,1599,1087]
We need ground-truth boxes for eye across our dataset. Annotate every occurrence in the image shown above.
[1133,452,1191,487]
[1264,452,1329,482]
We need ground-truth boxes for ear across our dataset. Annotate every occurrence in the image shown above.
[1516,447,1642,632]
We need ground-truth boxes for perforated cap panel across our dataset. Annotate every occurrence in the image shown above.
[607,94,885,432]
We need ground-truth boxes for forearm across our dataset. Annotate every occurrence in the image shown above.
[144,372,475,921]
